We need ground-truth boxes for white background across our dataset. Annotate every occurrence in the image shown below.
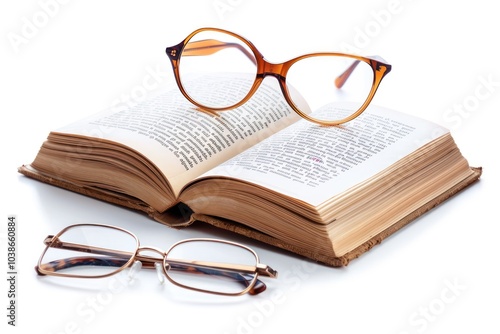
[1,1,498,333]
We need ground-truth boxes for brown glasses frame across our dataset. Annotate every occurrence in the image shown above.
[35,224,277,296]
[166,27,392,126]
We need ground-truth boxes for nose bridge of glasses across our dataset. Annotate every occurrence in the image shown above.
[260,60,286,80]
[135,246,165,269]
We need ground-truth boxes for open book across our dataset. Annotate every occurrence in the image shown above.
[19,78,481,266]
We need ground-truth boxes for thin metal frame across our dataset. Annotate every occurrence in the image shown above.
[35,223,277,296]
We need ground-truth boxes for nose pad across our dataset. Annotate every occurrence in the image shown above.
[154,262,166,284]
[127,260,143,281]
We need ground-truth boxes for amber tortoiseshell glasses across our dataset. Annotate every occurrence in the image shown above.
[166,27,392,126]
[35,224,277,296]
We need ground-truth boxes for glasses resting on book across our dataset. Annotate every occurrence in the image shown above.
[166,27,392,126]
[35,224,277,296]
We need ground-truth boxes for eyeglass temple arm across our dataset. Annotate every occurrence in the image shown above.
[165,261,270,295]
[335,60,360,89]
[41,235,133,257]
[335,55,391,89]
[166,259,277,278]
[35,256,130,275]
[180,39,257,66]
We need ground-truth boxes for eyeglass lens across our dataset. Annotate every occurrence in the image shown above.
[179,30,257,109]
[165,239,258,295]
[38,225,137,277]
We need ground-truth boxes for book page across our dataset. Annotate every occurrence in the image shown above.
[54,79,303,195]
[200,103,449,206]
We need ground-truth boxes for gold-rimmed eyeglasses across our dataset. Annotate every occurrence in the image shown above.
[166,27,392,126]
[35,224,277,296]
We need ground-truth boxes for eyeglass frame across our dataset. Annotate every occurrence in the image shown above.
[165,27,392,126]
[35,223,278,296]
